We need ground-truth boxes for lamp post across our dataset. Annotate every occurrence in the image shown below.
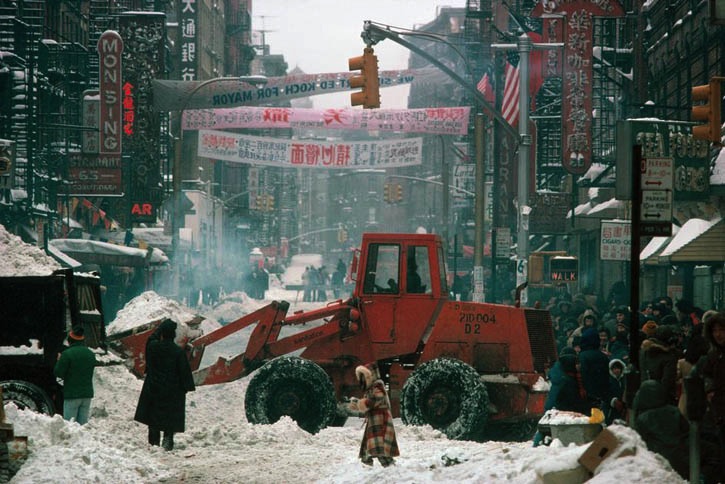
[171,75,268,297]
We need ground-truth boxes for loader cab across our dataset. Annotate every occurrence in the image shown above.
[353,234,448,357]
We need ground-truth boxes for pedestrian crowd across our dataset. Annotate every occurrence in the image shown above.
[540,284,725,482]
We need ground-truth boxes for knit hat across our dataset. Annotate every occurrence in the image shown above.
[642,320,658,337]
[69,326,85,341]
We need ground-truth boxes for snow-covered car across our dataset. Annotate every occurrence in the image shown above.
[280,253,323,290]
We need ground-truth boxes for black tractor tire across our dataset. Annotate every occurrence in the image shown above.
[0,380,55,415]
[245,356,337,434]
[401,358,488,441]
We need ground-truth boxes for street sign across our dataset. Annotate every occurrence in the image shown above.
[641,157,674,191]
[641,189,673,236]
[639,155,674,237]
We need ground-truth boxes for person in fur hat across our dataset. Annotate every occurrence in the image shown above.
[348,364,399,467]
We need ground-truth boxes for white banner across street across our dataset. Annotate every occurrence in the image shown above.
[183,106,470,135]
[197,130,423,169]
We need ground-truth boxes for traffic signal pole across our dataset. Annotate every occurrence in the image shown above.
[360,21,519,304]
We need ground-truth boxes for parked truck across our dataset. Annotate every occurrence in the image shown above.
[110,233,557,441]
[0,269,106,414]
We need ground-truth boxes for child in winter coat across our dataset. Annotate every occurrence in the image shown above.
[607,358,626,424]
[349,364,400,467]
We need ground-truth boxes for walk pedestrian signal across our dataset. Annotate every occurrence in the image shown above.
[348,47,380,109]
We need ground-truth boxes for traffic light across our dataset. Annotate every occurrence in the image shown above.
[337,227,348,243]
[383,183,391,203]
[395,184,403,202]
[266,195,275,211]
[348,47,380,109]
[691,78,722,143]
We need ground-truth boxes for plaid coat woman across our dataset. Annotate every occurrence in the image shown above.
[351,365,399,466]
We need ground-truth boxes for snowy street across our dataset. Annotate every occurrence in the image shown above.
[5,286,684,484]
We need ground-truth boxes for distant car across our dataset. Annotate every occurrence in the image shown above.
[281,253,324,290]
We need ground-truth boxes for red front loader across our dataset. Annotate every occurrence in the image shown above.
[110,233,557,440]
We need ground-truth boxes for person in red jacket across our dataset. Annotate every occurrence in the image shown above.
[348,363,399,467]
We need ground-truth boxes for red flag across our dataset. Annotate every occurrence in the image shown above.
[476,72,494,103]
[502,61,520,127]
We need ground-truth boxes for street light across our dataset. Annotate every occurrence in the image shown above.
[171,75,268,296]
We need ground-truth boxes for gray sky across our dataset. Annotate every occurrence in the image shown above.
[253,0,466,108]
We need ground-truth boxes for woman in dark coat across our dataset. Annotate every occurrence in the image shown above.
[134,319,196,451]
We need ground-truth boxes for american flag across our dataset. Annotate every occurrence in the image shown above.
[476,71,494,103]
[502,55,520,127]
[501,32,545,127]
[501,13,544,128]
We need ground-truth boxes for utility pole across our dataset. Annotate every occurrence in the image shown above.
[492,33,562,306]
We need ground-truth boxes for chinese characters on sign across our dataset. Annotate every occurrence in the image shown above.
[122,82,134,136]
[119,13,166,223]
[533,0,624,175]
[183,106,470,135]
[197,130,423,169]
[600,220,631,261]
[179,0,197,81]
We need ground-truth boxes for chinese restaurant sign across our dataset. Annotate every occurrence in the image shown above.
[197,130,423,169]
[533,0,624,175]
[119,13,166,223]
[69,31,123,196]
[183,106,470,135]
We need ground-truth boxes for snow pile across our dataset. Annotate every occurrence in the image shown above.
[540,409,592,425]
[106,290,219,341]
[206,290,266,324]
[0,224,61,276]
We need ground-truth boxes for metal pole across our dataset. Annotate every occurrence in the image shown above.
[516,33,532,306]
[472,113,486,302]
[440,136,449,248]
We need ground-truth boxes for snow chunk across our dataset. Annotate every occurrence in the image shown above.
[0,223,61,276]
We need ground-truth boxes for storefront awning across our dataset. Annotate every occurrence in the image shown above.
[640,225,679,265]
[49,239,169,268]
[585,198,626,219]
[658,217,725,264]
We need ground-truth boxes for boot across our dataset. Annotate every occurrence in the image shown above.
[148,428,160,446]
[162,433,174,451]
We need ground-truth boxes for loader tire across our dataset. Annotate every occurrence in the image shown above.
[245,356,336,434]
[0,380,55,415]
[401,358,488,441]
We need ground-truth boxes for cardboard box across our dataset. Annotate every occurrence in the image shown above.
[578,428,634,473]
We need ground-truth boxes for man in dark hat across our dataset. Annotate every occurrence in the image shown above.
[134,319,196,451]
[54,326,97,425]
